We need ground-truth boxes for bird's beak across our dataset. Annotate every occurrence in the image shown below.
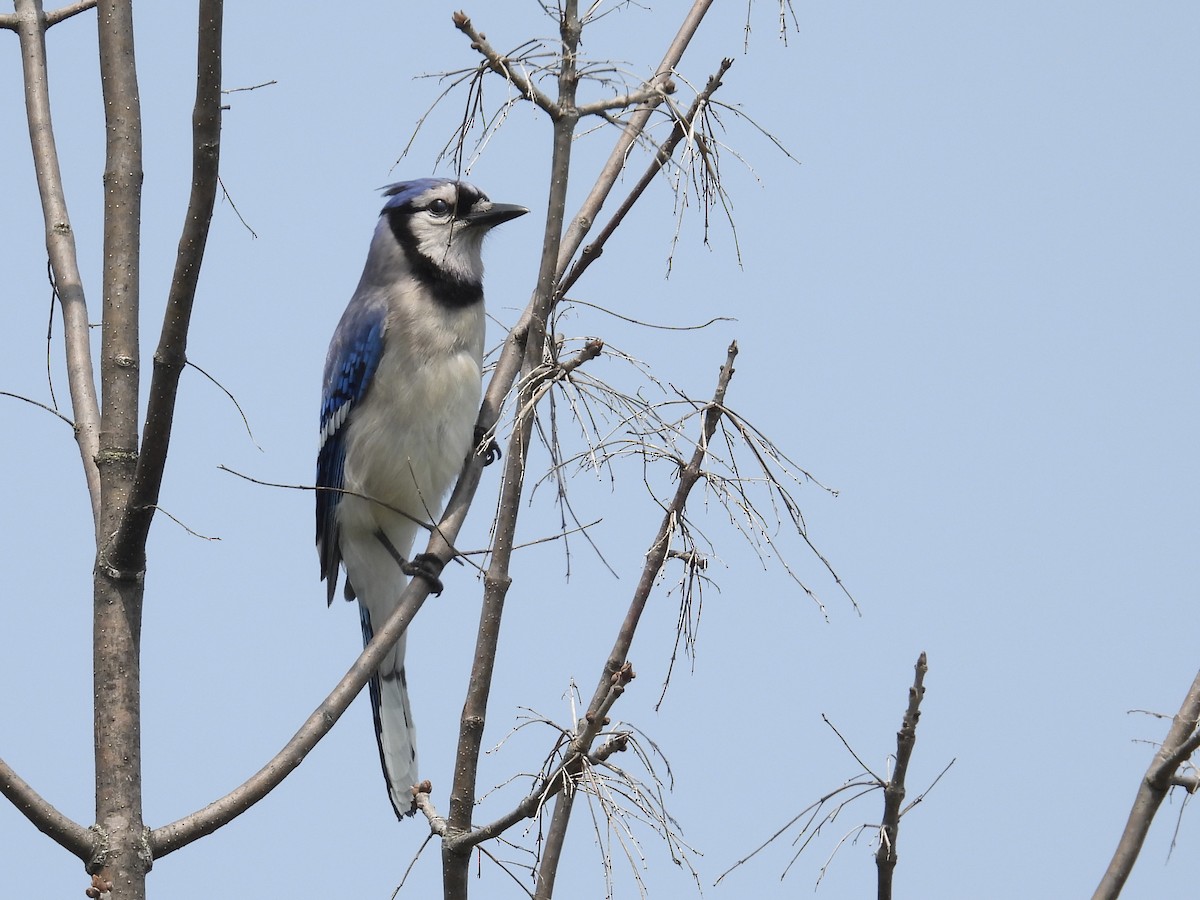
[466,202,529,229]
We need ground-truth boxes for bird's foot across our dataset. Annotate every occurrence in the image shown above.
[475,425,502,466]
[403,552,445,596]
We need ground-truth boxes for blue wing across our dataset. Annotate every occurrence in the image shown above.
[317,295,387,605]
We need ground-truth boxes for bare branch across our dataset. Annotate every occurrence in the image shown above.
[555,0,718,280]
[0,754,94,861]
[452,11,561,117]
[11,0,102,529]
[876,651,928,900]
[596,345,738,711]
[390,831,438,899]
[823,713,885,785]
[1172,770,1200,793]
[719,656,939,889]
[523,342,739,897]
[560,297,735,331]
[1093,667,1200,900]
[0,0,95,29]
[145,505,219,541]
[442,6,585,894]
[574,84,672,117]
[89,3,152,898]
[149,569,436,858]
[716,778,881,885]
[221,78,275,94]
[45,0,95,25]
[559,57,734,297]
[217,175,258,239]
[110,0,224,573]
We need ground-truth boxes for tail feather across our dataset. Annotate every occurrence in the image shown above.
[360,603,419,818]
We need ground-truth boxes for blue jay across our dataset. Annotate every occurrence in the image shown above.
[316,178,527,818]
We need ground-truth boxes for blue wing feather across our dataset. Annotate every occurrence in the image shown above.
[316,296,387,604]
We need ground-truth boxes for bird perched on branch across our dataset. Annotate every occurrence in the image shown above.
[316,178,527,818]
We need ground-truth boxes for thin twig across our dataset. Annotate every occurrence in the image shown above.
[146,505,220,541]
[717,655,940,889]
[561,297,735,331]
[822,713,884,785]
[0,390,75,427]
[221,78,275,94]
[217,175,258,239]
[217,465,477,574]
[185,358,261,449]
[715,779,879,884]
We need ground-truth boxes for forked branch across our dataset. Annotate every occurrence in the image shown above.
[718,654,938,895]
[1093,668,1200,900]
[0,0,96,31]
[530,342,740,898]
[452,11,559,117]
[442,11,584,898]
[109,0,224,573]
[559,57,735,298]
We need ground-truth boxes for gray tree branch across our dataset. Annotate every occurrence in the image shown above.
[0,754,94,861]
[427,7,724,897]
[92,0,148,893]
[149,571,434,858]
[11,0,102,529]
[43,0,96,25]
[1093,668,1200,900]
[876,652,928,900]
[441,4,582,895]
[452,11,559,118]
[559,57,734,299]
[554,0,716,281]
[1,0,103,29]
[110,0,222,572]
[532,341,739,899]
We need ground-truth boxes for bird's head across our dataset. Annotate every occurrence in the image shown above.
[380,178,528,287]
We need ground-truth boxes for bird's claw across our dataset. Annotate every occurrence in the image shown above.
[403,552,445,596]
[475,426,502,467]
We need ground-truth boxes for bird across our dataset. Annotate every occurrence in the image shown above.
[316,177,527,818]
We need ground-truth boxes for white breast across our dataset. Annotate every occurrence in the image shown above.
[338,279,485,554]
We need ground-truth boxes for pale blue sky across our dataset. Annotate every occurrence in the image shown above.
[3,2,1199,897]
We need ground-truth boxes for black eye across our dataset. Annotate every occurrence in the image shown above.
[427,198,451,216]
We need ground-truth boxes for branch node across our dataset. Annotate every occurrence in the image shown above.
[85,824,109,874]
[95,558,145,584]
